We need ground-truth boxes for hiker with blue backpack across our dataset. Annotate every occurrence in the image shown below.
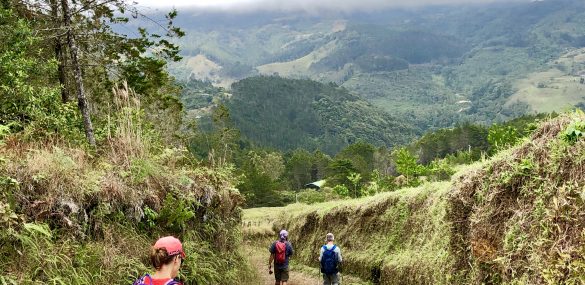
[268,229,294,285]
[320,233,343,285]
[133,236,185,285]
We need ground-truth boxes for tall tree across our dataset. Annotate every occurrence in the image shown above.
[61,0,95,145]
[7,0,185,145]
[49,0,69,103]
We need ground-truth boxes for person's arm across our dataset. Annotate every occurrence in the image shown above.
[336,247,343,274]
[288,242,294,257]
[318,246,324,261]
[268,243,275,272]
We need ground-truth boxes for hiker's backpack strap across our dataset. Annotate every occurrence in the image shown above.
[324,245,336,253]
[135,274,153,285]
[164,279,180,285]
[329,245,338,262]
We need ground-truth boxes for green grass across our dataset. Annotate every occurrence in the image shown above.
[257,40,338,77]
[507,49,585,113]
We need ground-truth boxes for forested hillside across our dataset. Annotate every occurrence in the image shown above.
[226,76,417,153]
[173,0,585,131]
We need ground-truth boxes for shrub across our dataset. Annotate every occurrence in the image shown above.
[297,188,342,204]
[332,185,350,197]
[561,120,585,144]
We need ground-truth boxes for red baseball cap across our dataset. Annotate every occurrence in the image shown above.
[154,236,186,259]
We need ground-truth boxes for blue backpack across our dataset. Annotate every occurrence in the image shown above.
[320,245,339,274]
[133,274,181,285]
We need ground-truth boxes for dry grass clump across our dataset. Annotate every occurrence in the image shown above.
[448,112,585,284]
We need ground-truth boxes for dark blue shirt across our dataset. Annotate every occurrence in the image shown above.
[269,241,294,269]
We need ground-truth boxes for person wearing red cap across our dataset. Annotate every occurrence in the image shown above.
[133,236,186,285]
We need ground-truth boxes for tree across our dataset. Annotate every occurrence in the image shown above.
[327,159,358,188]
[249,151,285,181]
[60,0,95,145]
[8,0,185,145]
[488,124,520,154]
[285,149,313,190]
[347,172,362,198]
[237,150,290,207]
[0,7,81,139]
[392,147,425,185]
[336,140,376,180]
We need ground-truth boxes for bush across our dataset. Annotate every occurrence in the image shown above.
[296,188,342,204]
[332,185,350,197]
[561,120,585,144]
[426,159,456,182]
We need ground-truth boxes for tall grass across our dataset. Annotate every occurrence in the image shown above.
[0,83,253,284]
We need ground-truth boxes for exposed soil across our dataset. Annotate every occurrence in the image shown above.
[245,244,323,285]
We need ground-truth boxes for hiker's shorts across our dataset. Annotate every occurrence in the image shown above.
[323,273,340,285]
[275,267,289,282]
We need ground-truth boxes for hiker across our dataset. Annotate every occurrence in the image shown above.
[319,233,342,285]
[133,236,186,285]
[268,229,294,285]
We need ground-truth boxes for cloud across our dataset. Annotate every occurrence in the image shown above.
[136,0,527,13]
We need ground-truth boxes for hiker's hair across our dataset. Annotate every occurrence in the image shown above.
[150,247,176,270]
[326,233,335,242]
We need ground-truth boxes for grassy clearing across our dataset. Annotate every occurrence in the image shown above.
[507,68,585,113]
[507,49,585,113]
[257,40,337,77]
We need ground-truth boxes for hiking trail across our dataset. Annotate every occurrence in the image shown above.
[244,242,368,285]
[245,244,322,285]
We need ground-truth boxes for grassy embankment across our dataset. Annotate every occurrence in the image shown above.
[0,138,253,284]
[244,112,585,285]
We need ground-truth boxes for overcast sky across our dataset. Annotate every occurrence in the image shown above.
[135,0,525,12]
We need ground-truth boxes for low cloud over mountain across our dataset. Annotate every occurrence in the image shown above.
[137,0,528,13]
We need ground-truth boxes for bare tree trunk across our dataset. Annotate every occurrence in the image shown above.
[61,0,96,146]
[55,40,69,102]
[50,0,69,103]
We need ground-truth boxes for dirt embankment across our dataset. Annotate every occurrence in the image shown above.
[449,113,585,284]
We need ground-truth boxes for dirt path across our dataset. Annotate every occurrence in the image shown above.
[244,243,368,285]
[244,244,323,285]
